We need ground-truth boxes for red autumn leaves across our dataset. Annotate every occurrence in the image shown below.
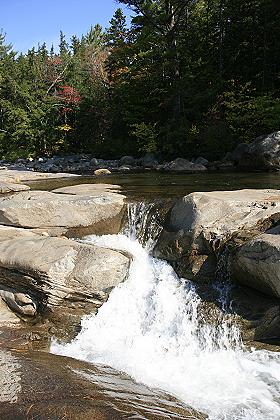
[57,85,81,115]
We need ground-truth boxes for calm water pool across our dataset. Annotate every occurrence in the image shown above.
[28,171,280,199]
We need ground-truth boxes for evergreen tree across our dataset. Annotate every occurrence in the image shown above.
[0,3,279,160]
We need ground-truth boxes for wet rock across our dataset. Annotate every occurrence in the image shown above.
[0,289,37,317]
[0,350,205,419]
[155,189,280,282]
[230,131,280,170]
[0,190,125,237]
[52,183,122,195]
[0,226,129,319]
[229,284,280,342]
[231,226,280,298]
[207,160,234,171]
[163,158,207,172]
[94,168,111,176]
[195,282,280,344]
[0,298,20,326]
[155,188,280,343]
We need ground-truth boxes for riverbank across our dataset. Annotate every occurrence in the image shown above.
[2,131,280,176]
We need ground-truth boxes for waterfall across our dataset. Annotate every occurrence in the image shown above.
[124,202,162,251]
[214,248,235,313]
[52,203,280,420]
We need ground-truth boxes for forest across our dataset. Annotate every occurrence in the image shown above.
[0,0,280,161]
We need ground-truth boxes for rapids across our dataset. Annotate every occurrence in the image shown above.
[52,204,280,420]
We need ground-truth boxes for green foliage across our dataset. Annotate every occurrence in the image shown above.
[131,122,158,153]
[209,83,280,145]
[0,1,279,161]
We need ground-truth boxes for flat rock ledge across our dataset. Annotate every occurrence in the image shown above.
[0,182,30,194]
[0,169,80,184]
[0,189,126,237]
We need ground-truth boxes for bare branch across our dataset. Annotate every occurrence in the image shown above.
[46,60,71,95]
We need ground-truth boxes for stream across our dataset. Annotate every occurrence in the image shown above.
[51,201,280,420]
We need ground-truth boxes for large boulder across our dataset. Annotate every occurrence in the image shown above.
[163,158,207,172]
[155,189,280,343]
[94,168,111,176]
[119,156,136,167]
[154,189,280,282]
[0,190,126,237]
[0,226,129,319]
[231,226,280,298]
[231,131,280,170]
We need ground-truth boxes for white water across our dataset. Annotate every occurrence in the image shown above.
[52,205,280,420]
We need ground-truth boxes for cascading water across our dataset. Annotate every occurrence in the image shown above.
[124,201,163,251]
[52,203,280,420]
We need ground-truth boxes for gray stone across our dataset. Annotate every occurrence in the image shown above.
[0,190,126,237]
[119,156,135,167]
[90,158,99,168]
[0,298,20,325]
[195,157,209,166]
[0,182,30,194]
[0,226,130,317]
[230,131,280,170]
[0,289,37,317]
[155,189,280,342]
[0,169,80,184]
[118,165,132,171]
[230,143,249,164]
[217,161,234,171]
[155,189,280,282]
[231,226,280,298]
[163,158,207,172]
[140,153,158,168]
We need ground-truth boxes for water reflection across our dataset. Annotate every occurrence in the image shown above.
[28,171,280,200]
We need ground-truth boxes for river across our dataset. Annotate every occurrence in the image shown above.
[51,194,280,420]
[29,170,280,199]
[2,171,280,419]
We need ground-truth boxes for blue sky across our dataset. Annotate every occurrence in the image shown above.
[1,0,131,53]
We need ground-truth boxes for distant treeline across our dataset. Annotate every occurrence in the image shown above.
[0,0,280,161]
